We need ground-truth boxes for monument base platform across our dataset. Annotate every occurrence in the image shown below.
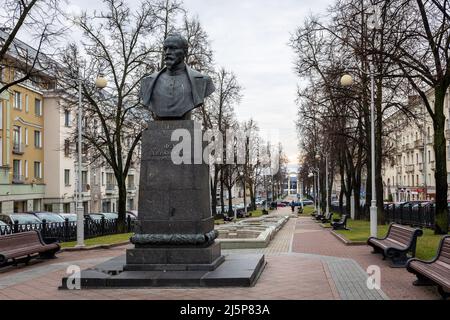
[60,254,266,289]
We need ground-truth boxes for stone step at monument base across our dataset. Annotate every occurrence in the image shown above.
[124,255,225,271]
[60,254,265,289]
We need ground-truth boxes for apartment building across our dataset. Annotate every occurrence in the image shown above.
[0,63,48,213]
[382,89,450,202]
[0,30,139,215]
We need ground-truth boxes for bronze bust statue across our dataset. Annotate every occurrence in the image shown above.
[140,33,215,120]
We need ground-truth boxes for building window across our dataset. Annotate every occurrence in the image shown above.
[428,150,431,163]
[64,139,70,157]
[64,169,70,186]
[64,110,71,127]
[25,128,28,145]
[34,130,42,148]
[14,91,22,109]
[13,159,22,181]
[63,203,71,214]
[102,172,105,186]
[34,161,42,179]
[24,160,28,178]
[35,98,42,116]
[25,95,29,113]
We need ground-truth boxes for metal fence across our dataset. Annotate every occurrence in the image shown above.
[0,216,134,243]
[383,204,448,229]
[330,203,450,229]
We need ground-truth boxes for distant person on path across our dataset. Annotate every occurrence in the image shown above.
[290,200,295,213]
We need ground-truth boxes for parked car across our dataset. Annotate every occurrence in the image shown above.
[301,199,314,205]
[127,210,138,219]
[255,199,266,206]
[58,213,78,222]
[84,213,105,221]
[0,220,11,233]
[0,213,42,225]
[277,202,287,207]
[101,212,119,220]
[30,212,65,223]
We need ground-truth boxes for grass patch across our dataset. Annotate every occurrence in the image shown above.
[61,233,133,248]
[335,219,449,260]
[300,205,315,216]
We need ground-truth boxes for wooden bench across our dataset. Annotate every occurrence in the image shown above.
[320,212,333,223]
[406,235,450,299]
[0,230,60,267]
[367,223,423,267]
[331,214,348,230]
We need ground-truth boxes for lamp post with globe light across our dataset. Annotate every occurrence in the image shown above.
[76,74,107,248]
[339,5,380,237]
[239,171,247,217]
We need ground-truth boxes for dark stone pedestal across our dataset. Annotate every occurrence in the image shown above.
[60,254,266,289]
[124,242,225,271]
[125,120,226,272]
[59,120,266,289]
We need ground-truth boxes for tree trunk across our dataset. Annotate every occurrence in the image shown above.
[433,87,449,234]
[117,180,127,233]
[211,165,219,217]
[220,169,225,213]
[227,186,233,215]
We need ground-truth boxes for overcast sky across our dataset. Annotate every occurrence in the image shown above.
[60,0,333,171]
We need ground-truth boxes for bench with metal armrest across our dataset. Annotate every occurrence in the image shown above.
[367,223,423,267]
[0,230,60,267]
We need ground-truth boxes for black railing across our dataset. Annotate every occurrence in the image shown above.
[383,204,447,229]
[0,216,134,242]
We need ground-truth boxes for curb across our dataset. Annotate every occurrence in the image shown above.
[60,241,131,252]
[330,230,366,246]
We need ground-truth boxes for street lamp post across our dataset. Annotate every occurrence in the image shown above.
[341,62,377,238]
[325,155,330,217]
[76,74,107,248]
[340,4,379,238]
[315,155,321,216]
[308,172,316,211]
[240,171,247,216]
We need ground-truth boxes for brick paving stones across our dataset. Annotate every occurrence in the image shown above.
[0,206,441,300]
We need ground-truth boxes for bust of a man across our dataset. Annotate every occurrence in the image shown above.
[140,34,215,120]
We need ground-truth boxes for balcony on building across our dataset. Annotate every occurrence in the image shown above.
[405,164,415,173]
[396,166,402,175]
[445,129,450,140]
[407,142,414,150]
[414,139,424,149]
[12,142,25,155]
[127,183,136,192]
[12,174,25,184]
[430,161,436,170]
[106,184,117,194]
[418,163,424,171]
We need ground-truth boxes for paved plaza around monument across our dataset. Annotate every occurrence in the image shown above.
[0,206,441,300]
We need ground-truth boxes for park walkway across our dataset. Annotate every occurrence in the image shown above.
[0,206,441,300]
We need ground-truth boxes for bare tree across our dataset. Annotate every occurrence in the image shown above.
[0,0,66,94]
[372,0,450,234]
[59,0,158,231]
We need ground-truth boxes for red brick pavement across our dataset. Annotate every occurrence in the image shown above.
[291,218,440,299]
[0,208,441,300]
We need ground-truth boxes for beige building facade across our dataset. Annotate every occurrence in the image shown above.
[382,89,450,202]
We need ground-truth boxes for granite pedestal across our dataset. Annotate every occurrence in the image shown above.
[60,120,265,289]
